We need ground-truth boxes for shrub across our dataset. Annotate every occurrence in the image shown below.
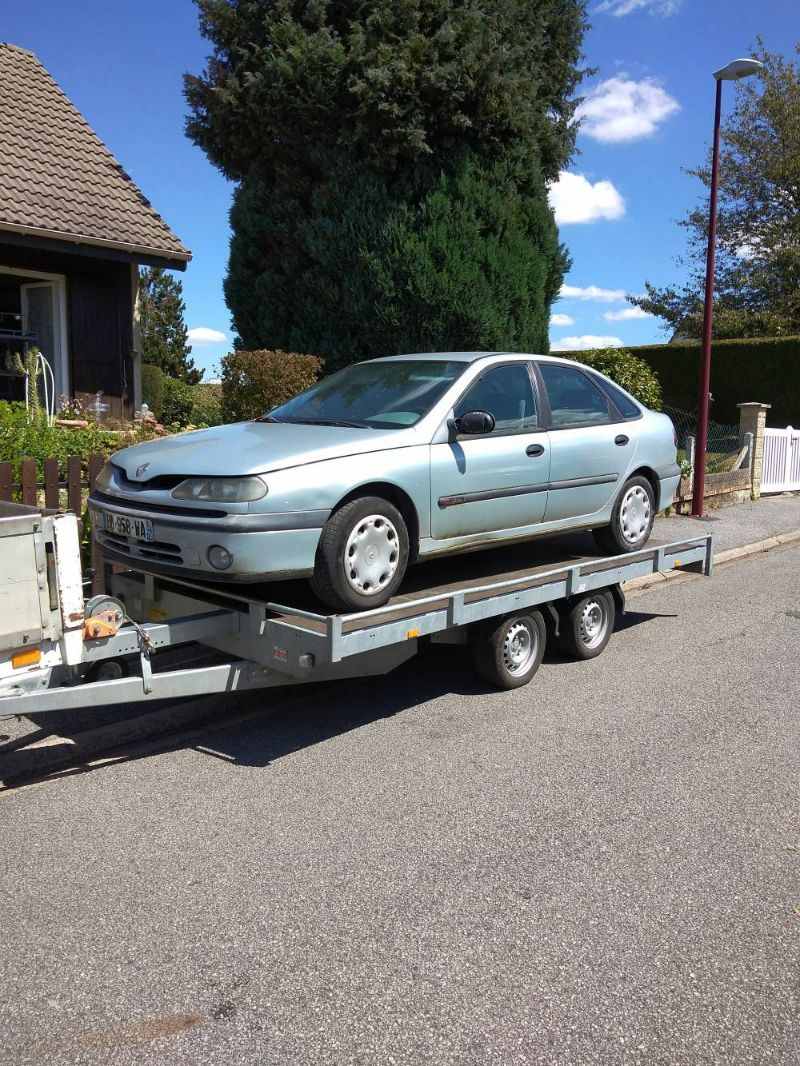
[629,335,800,426]
[140,363,165,419]
[189,382,223,427]
[221,350,324,423]
[161,377,195,426]
[0,401,122,480]
[566,347,663,411]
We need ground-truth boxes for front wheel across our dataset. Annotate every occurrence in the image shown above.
[593,475,655,555]
[469,611,546,690]
[310,495,409,612]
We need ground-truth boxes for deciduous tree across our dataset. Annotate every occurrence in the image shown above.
[633,41,800,340]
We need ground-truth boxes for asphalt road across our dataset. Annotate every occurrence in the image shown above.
[1,545,798,1066]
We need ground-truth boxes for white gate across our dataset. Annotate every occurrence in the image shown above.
[761,426,800,493]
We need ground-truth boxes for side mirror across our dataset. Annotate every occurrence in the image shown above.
[455,410,496,435]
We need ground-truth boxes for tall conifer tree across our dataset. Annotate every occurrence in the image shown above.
[185,0,588,363]
[139,267,202,383]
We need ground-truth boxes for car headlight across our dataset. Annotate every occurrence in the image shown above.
[171,476,268,503]
[94,462,116,492]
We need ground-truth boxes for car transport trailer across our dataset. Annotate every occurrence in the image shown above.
[0,501,714,715]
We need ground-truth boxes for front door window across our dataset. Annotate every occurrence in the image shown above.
[454,363,540,434]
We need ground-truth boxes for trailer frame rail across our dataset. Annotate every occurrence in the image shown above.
[0,534,713,716]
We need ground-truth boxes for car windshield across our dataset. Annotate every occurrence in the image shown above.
[266,360,464,429]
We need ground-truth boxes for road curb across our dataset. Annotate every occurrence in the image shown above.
[624,526,800,594]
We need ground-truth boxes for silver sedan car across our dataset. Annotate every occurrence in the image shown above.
[89,353,679,610]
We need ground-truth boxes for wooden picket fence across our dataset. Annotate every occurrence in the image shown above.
[0,452,106,592]
[0,453,105,511]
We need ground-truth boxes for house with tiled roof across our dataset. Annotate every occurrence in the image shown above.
[0,43,191,417]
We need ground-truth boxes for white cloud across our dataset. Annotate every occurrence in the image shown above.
[603,306,653,321]
[550,335,623,351]
[188,326,228,346]
[550,312,575,327]
[549,172,625,225]
[576,76,680,142]
[559,283,628,303]
[596,0,683,16]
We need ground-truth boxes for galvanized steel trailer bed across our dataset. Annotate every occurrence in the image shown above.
[0,507,714,716]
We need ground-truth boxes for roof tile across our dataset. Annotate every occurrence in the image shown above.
[0,43,190,261]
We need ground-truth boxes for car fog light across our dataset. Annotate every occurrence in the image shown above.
[207,545,233,570]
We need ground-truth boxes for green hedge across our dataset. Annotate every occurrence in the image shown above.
[188,382,223,427]
[140,363,165,419]
[140,366,223,426]
[629,336,800,427]
[221,350,324,423]
[565,347,662,410]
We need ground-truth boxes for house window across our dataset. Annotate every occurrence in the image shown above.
[0,268,68,408]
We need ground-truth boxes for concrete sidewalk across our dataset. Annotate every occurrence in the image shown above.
[657,492,800,553]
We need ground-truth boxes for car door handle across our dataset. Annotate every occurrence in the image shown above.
[526,444,545,457]
[614,434,629,446]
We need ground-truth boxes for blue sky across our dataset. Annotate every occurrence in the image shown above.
[3,0,797,375]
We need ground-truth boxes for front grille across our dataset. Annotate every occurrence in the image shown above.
[115,467,186,491]
[98,530,184,565]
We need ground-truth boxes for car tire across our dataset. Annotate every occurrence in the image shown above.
[557,590,615,660]
[593,475,655,555]
[310,496,410,612]
[469,610,546,690]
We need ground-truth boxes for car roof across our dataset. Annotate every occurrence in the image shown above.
[372,351,576,365]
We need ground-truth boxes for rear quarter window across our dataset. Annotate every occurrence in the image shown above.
[591,375,643,420]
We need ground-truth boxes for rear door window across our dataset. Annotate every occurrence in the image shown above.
[538,363,614,427]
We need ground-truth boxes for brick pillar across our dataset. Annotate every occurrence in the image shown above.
[737,402,771,498]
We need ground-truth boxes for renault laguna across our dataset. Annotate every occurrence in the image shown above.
[89,352,680,611]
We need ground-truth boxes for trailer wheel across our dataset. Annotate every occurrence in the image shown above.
[557,590,615,660]
[470,611,546,690]
[85,657,130,683]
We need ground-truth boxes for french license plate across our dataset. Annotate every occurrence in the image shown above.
[103,511,155,542]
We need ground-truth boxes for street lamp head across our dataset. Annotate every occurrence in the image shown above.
[713,58,764,81]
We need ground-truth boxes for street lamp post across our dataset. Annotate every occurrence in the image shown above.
[692,57,764,518]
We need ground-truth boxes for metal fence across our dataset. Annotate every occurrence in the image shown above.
[663,405,749,475]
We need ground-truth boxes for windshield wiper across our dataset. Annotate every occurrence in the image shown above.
[290,418,370,429]
[254,415,279,423]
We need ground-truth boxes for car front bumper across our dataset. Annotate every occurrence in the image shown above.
[88,494,327,581]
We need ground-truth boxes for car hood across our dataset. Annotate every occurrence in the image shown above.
[112,421,420,480]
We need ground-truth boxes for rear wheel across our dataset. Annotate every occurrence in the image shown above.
[593,475,655,555]
[557,590,615,660]
[470,611,546,690]
[310,495,409,612]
